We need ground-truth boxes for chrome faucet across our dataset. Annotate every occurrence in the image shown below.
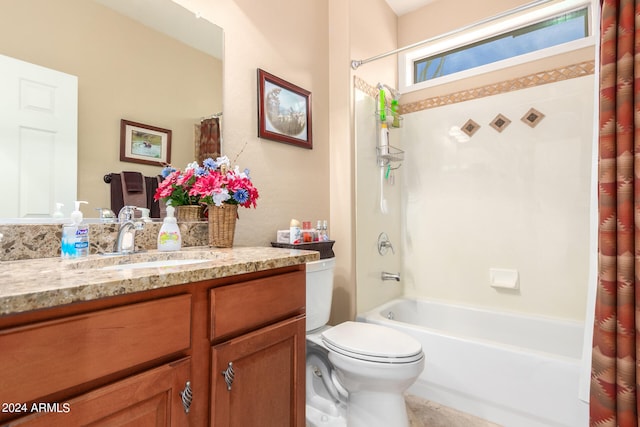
[381,271,401,282]
[96,207,116,222]
[112,206,144,254]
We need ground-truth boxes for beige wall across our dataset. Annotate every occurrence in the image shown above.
[0,0,222,214]
[328,0,356,324]
[178,0,399,324]
[173,0,332,253]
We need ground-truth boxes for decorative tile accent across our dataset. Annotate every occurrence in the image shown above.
[354,60,595,115]
[354,76,378,99]
[490,114,511,132]
[461,119,480,137]
[521,108,545,128]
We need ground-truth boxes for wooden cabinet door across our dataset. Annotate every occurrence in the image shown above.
[211,316,306,427]
[11,358,192,427]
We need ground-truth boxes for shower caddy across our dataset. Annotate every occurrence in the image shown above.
[375,91,404,169]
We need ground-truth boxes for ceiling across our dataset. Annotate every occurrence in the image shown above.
[93,0,223,59]
[385,0,435,16]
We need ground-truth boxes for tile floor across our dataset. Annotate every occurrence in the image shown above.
[406,394,501,427]
[306,394,501,427]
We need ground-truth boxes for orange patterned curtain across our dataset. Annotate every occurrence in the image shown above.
[591,0,640,425]
[196,117,221,164]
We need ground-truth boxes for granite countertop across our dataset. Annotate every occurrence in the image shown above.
[0,246,319,316]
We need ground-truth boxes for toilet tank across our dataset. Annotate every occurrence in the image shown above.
[306,258,336,332]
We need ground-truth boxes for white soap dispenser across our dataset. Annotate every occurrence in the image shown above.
[61,201,89,258]
[52,203,64,219]
[157,205,181,251]
[137,207,152,223]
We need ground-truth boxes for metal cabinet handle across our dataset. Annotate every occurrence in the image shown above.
[180,381,193,414]
[222,362,235,391]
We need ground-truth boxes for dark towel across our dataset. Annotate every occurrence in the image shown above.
[122,171,144,193]
[156,176,167,218]
[146,176,161,218]
[110,173,160,217]
[110,173,125,215]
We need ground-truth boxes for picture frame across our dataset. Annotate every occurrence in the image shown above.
[120,119,172,166]
[257,69,312,149]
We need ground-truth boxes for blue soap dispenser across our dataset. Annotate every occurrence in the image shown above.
[61,201,89,258]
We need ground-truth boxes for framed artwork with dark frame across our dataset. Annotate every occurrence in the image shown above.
[257,69,312,149]
[120,119,172,166]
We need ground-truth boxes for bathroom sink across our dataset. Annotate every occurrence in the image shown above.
[66,250,225,271]
[99,258,209,271]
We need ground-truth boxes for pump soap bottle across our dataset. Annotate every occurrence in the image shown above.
[157,205,182,251]
[61,201,89,258]
[52,203,64,219]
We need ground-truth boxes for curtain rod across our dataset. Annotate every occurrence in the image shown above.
[200,112,223,121]
[350,0,554,70]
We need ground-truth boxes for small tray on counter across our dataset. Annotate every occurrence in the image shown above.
[270,240,335,260]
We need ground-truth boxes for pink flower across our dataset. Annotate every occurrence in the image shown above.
[189,170,226,198]
[176,168,194,187]
[154,157,259,209]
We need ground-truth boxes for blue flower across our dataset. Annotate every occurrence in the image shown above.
[232,188,249,204]
[194,166,206,176]
[161,166,176,178]
[203,158,217,170]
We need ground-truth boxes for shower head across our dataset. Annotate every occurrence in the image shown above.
[377,83,401,100]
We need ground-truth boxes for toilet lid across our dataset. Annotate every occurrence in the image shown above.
[321,321,423,364]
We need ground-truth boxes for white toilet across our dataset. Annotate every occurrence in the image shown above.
[305,258,425,427]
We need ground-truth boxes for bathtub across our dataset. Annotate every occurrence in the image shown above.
[356,298,589,427]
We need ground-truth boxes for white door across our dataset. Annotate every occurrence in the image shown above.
[0,54,78,218]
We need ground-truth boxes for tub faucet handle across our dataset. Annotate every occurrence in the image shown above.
[378,232,395,255]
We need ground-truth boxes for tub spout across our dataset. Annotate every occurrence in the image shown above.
[381,271,400,282]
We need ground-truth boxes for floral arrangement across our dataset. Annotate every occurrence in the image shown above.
[154,156,259,209]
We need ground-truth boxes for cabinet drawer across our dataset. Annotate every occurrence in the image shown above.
[0,294,191,406]
[11,357,191,427]
[210,271,305,340]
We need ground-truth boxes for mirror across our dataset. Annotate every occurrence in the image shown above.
[0,0,223,220]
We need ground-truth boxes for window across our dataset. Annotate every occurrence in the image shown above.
[414,8,588,83]
[399,0,596,92]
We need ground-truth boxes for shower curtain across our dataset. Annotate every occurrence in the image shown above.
[591,0,640,425]
[196,117,221,164]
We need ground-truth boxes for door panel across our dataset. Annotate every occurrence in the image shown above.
[0,53,77,218]
[211,316,306,427]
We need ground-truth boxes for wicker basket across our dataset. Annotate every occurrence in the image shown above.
[175,205,203,222]
[208,204,238,247]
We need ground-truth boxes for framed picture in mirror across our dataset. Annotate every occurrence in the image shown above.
[120,119,172,166]
[257,69,312,149]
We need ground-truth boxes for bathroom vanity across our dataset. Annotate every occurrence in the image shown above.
[0,247,318,426]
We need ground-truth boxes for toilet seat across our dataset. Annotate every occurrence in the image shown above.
[321,321,423,364]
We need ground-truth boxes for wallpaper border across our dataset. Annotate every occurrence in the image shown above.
[354,60,595,114]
